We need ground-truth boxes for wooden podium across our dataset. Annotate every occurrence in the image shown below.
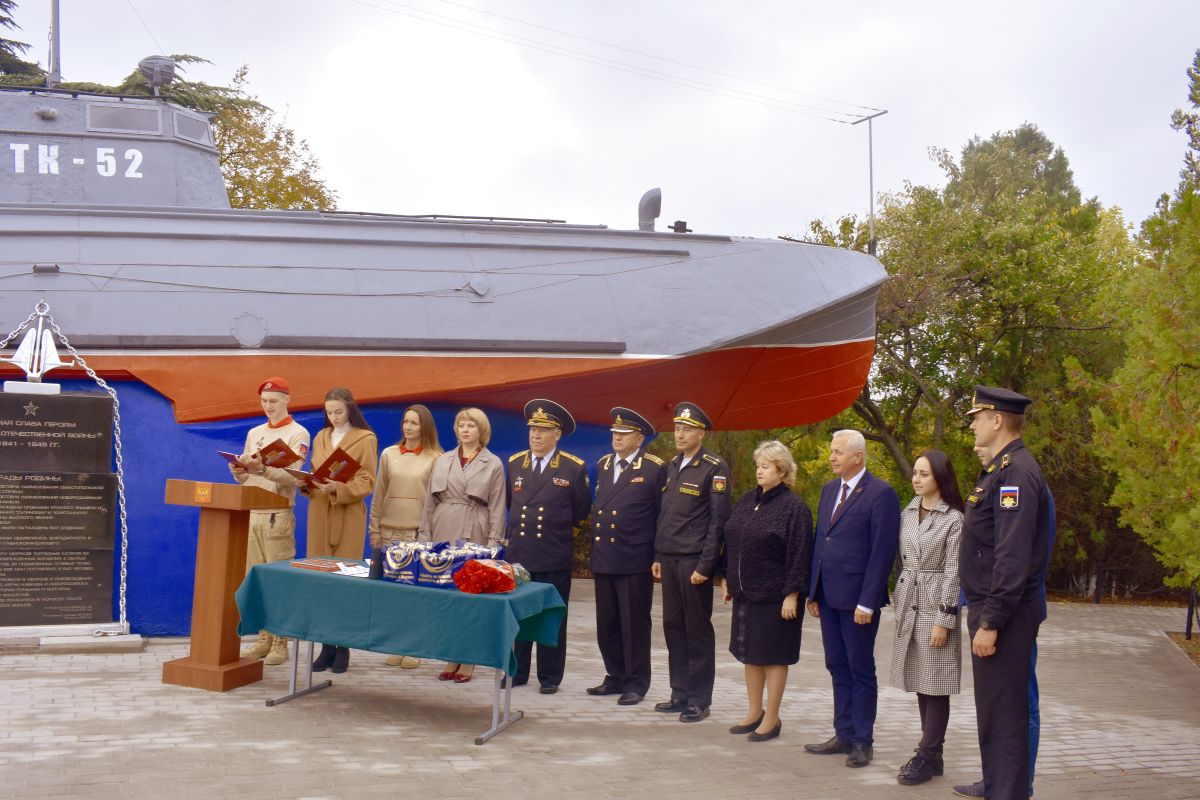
[162,479,289,692]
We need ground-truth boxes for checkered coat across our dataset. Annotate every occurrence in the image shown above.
[890,497,964,695]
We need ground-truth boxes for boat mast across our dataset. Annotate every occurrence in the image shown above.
[47,0,62,88]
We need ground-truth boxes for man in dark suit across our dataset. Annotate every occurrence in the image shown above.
[804,429,900,768]
[652,402,732,723]
[586,407,667,706]
[953,386,1051,800]
[506,399,591,694]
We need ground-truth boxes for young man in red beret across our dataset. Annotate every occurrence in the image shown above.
[229,377,310,666]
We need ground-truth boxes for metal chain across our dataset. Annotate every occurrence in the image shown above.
[0,307,38,351]
[42,311,131,635]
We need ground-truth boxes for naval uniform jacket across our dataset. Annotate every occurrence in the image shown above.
[654,447,732,577]
[960,438,1050,630]
[589,450,667,575]
[505,449,591,572]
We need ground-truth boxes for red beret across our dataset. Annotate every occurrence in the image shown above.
[257,376,290,395]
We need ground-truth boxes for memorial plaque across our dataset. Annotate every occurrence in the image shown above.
[0,392,114,473]
[0,549,113,626]
[0,472,116,550]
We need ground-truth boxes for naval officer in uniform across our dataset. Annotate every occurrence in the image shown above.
[652,402,732,723]
[586,407,667,706]
[505,399,591,694]
[959,386,1051,800]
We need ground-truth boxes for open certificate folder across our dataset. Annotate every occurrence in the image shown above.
[285,446,361,486]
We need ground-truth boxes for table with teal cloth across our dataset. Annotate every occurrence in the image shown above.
[235,561,566,675]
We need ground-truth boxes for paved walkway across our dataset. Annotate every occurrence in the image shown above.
[0,584,1197,800]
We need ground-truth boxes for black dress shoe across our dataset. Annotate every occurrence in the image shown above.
[804,735,853,755]
[747,721,782,742]
[539,685,558,695]
[586,681,621,696]
[728,712,765,735]
[654,699,688,713]
[330,646,350,674]
[951,780,986,798]
[897,752,934,785]
[846,742,873,768]
[311,644,336,672]
[616,692,643,706]
[679,705,709,723]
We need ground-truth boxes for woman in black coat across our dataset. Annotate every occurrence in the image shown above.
[723,440,814,742]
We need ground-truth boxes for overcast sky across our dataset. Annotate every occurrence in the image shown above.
[10,1,1200,237]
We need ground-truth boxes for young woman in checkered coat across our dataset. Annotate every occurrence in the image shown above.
[890,449,965,786]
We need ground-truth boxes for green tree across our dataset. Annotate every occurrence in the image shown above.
[213,66,337,210]
[1090,49,1200,589]
[0,0,42,80]
[803,125,1159,597]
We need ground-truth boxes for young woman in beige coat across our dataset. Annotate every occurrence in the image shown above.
[420,407,506,682]
[303,387,378,674]
[890,449,965,787]
[370,403,441,668]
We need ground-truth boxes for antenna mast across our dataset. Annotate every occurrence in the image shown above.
[47,0,62,88]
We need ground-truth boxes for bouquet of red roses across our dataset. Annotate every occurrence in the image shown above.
[453,559,531,594]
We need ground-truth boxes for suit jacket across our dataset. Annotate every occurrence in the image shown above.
[505,448,591,572]
[807,469,900,612]
[589,449,667,575]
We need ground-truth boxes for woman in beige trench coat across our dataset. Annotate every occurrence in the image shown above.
[890,448,964,787]
[303,387,379,675]
[420,406,506,682]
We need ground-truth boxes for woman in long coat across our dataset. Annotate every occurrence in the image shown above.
[722,440,813,743]
[420,407,506,682]
[890,448,965,786]
[304,387,379,674]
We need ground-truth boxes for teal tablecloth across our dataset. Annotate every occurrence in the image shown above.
[235,562,565,675]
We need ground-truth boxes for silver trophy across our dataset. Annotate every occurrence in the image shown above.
[2,302,75,395]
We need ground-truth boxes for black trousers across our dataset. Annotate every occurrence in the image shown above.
[514,569,571,688]
[659,557,715,708]
[968,601,1040,800]
[594,572,653,696]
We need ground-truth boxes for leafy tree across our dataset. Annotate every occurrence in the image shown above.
[802,125,1162,597]
[213,66,337,210]
[1090,49,1200,589]
[0,0,42,80]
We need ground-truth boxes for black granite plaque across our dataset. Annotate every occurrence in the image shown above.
[0,392,114,473]
[0,549,113,626]
[0,472,117,550]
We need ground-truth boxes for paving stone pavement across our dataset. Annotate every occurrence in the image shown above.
[0,583,1197,800]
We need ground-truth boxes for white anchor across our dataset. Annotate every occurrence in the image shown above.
[2,301,74,394]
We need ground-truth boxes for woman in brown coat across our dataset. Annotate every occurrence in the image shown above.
[420,407,506,682]
[303,387,378,674]
[370,403,441,668]
[890,449,965,786]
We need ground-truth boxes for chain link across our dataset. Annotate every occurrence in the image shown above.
[0,308,38,352]
[42,312,131,635]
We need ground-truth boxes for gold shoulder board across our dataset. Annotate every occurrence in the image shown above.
[509,450,528,463]
[560,451,585,466]
[643,453,665,465]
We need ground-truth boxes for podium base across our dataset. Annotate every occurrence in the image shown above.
[3,380,61,395]
[162,656,263,692]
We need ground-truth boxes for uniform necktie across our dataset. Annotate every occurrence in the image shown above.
[831,482,851,522]
[615,458,629,481]
[534,457,544,474]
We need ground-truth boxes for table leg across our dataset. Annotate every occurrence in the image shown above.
[474,668,524,745]
[265,639,332,707]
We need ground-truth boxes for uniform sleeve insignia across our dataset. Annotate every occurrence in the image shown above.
[509,450,529,463]
[999,485,1019,509]
[560,451,585,466]
[712,475,727,493]
[643,453,665,465]
[702,453,721,465]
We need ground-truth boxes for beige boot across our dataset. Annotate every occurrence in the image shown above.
[385,655,421,668]
[263,636,290,666]
[241,630,273,660]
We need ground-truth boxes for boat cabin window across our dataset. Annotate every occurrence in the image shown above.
[173,111,212,145]
[86,103,162,135]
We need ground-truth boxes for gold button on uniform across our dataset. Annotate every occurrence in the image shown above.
[595,536,601,542]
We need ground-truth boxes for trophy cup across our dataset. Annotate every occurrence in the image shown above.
[2,302,74,395]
